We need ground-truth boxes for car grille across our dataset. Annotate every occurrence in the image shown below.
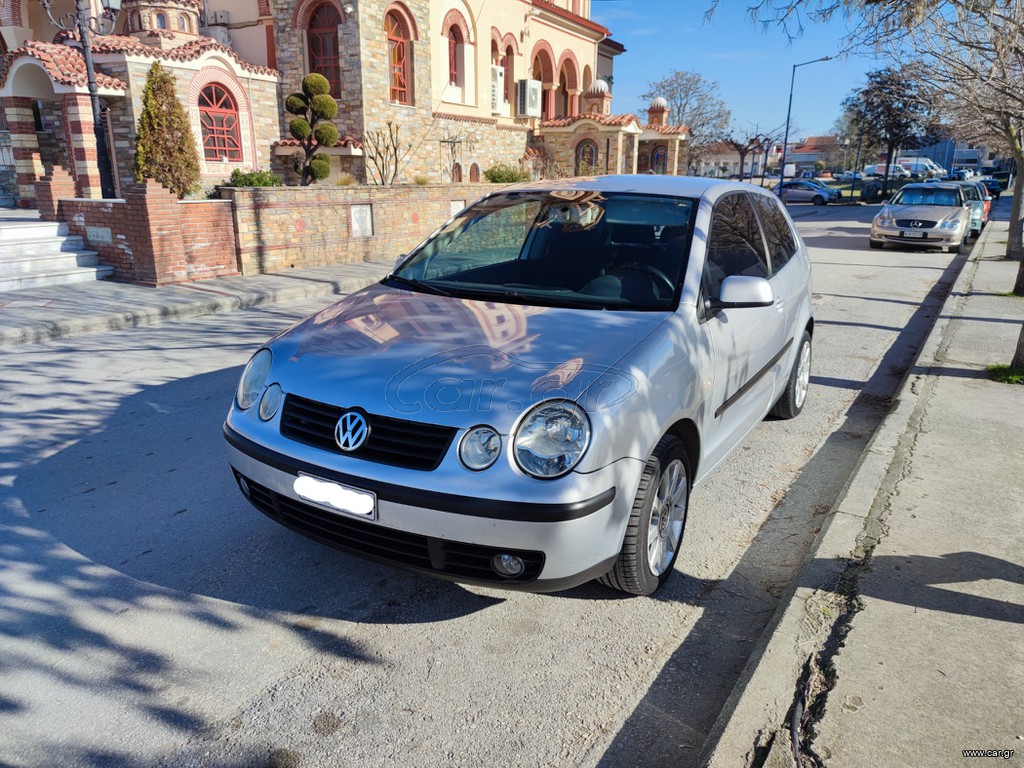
[895,219,938,229]
[280,394,457,471]
[235,472,544,584]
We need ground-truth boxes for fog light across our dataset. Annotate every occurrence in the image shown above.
[237,475,251,498]
[491,553,525,578]
[259,383,283,421]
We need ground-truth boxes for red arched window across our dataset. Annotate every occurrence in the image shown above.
[469,163,480,182]
[502,45,514,104]
[308,3,342,98]
[385,11,412,104]
[447,25,463,86]
[198,84,241,162]
[452,162,462,182]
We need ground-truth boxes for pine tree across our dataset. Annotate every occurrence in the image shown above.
[286,73,339,186]
[133,61,201,198]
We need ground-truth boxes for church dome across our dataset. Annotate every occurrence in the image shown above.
[650,96,668,109]
[588,78,610,96]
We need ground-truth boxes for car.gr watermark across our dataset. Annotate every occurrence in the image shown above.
[384,345,639,416]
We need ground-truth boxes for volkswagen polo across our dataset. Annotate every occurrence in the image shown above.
[224,175,814,595]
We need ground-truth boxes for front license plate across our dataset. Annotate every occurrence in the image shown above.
[293,474,377,521]
[900,230,926,238]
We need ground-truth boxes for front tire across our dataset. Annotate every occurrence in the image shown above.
[600,436,689,596]
[771,331,812,419]
[869,240,883,249]
[812,195,825,206]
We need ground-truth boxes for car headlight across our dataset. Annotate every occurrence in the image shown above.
[874,211,895,227]
[513,401,590,479]
[459,425,502,471]
[939,217,962,230]
[236,348,272,411]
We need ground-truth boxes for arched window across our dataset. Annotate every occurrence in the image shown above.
[638,153,650,173]
[469,163,480,182]
[308,3,342,98]
[385,10,412,105]
[130,10,141,30]
[177,15,187,31]
[652,146,668,174]
[447,25,463,86]
[452,162,462,182]
[155,12,166,28]
[575,140,598,175]
[503,46,514,104]
[198,84,242,162]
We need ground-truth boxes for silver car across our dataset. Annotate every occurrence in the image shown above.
[772,179,842,205]
[224,176,814,595]
[869,182,971,253]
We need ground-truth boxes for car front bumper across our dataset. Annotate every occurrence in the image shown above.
[224,424,643,592]
[870,225,960,247]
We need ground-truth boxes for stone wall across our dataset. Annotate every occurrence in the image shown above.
[221,181,490,274]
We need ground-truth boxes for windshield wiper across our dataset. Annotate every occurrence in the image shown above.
[383,274,453,297]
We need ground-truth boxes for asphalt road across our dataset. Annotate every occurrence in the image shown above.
[0,203,972,768]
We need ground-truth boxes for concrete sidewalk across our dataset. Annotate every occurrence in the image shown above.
[0,259,392,348]
[704,219,1024,766]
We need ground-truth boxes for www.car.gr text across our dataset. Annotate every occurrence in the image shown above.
[962,750,1015,759]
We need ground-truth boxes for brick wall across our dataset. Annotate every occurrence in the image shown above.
[221,182,489,274]
[37,166,239,285]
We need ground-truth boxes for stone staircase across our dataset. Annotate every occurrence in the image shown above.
[0,219,112,291]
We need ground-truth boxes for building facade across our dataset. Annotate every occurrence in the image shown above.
[0,0,688,205]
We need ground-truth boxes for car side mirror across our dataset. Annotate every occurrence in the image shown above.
[708,275,775,311]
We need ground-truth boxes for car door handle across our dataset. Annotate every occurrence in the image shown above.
[774,298,786,312]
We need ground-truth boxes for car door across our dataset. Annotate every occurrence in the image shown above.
[700,192,786,471]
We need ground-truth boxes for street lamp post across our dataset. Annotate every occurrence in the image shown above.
[779,56,831,182]
[39,0,123,199]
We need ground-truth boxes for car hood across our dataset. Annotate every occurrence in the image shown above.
[882,204,961,221]
[265,283,667,430]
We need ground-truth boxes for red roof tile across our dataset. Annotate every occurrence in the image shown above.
[1,40,128,90]
[541,112,641,128]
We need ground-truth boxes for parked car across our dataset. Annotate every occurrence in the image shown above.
[980,177,1002,200]
[772,179,842,205]
[834,171,863,182]
[870,182,971,253]
[955,180,989,237]
[224,176,815,596]
[866,164,911,179]
[991,171,1012,190]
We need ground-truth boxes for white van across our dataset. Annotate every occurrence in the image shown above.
[865,164,911,179]
[897,158,946,178]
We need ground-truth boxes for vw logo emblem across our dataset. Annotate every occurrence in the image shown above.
[335,411,369,452]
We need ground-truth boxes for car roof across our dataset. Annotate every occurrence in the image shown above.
[500,174,766,200]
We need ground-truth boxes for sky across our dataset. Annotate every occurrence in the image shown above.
[589,1,883,140]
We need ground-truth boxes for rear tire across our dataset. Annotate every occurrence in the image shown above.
[771,331,812,419]
[600,436,689,596]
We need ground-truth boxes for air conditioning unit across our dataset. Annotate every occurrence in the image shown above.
[211,10,230,25]
[516,79,542,118]
[490,66,505,113]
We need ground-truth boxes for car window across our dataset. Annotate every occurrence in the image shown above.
[961,184,980,201]
[704,193,770,297]
[892,187,961,206]
[393,191,697,311]
[751,194,798,273]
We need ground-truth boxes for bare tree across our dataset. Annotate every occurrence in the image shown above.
[435,124,477,182]
[641,70,731,173]
[361,121,413,185]
[721,126,767,178]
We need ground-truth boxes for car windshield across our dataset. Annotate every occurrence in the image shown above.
[891,187,961,206]
[961,185,981,201]
[388,191,697,311]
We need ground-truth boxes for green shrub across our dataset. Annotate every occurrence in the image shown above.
[413,174,430,185]
[132,61,200,198]
[483,163,531,183]
[287,74,340,186]
[225,168,282,187]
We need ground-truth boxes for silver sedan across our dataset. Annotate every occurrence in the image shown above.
[224,176,815,595]
[870,182,972,253]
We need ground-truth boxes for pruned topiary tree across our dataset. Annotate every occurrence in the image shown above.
[286,73,340,185]
[132,61,201,198]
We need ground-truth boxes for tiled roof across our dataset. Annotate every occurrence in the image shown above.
[57,31,279,76]
[531,0,610,36]
[432,111,498,126]
[274,136,363,149]
[0,40,128,91]
[644,124,689,136]
[541,112,641,128]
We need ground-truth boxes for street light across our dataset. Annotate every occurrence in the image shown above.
[779,56,831,182]
[39,0,123,199]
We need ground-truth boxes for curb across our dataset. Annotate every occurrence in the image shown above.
[698,220,994,767]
